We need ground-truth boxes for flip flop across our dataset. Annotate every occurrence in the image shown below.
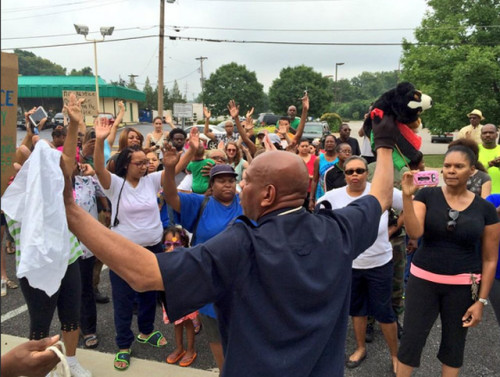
[114,350,131,371]
[136,330,167,348]
[6,279,18,289]
[83,334,99,349]
[166,350,186,364]
[179,352,197,367]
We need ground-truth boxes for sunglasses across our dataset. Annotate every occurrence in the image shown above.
[164,241,182,248]
[447,209,459,232]
[212,156,227,162]
[130,160,150,167]
[345,168,367,176]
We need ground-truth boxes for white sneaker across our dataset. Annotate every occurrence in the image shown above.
[69,362,92,377]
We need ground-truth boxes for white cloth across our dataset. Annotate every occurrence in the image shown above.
[1,141,72,296]
[317,182,403,269]
[360,136,374,157]
[100,171,164,246]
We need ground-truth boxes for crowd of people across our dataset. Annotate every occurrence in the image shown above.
[1,96,499,377]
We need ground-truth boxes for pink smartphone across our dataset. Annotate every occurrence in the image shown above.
[413,170,439,186]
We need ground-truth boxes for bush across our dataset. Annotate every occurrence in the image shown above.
[320,113,343,132]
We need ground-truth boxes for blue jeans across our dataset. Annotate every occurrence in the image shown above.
[109,242,163,349]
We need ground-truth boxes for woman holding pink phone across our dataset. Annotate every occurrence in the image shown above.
[397,145,500,377]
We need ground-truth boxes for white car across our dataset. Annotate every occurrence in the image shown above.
[184,124,226,149]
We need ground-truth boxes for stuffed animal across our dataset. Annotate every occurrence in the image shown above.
[363,82,432,170]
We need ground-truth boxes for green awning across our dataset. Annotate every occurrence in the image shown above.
[18,76,145,102]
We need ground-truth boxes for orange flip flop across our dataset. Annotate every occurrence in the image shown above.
[179,352,197,367]
[166,350,186,364]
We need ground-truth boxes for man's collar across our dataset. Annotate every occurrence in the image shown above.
[257,206,304,224]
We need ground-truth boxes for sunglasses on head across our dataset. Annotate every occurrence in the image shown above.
[345,168,367,176]
[447,209,459,232]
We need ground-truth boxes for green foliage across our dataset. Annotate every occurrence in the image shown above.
[15,49,66,76]
[69,67,93,76]
[202,63,266,116]
[320,113,343,132]
[140,77,156,110]
[400,0,500,134]
[334,99,372,120]
[165,81,186,110]
[269,65,333,118]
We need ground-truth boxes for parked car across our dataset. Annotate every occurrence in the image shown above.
[302,121,330,142]
[257,113,280,127]
[97,113,115,125]
[17,113,26,129]
[431,132,453,143]
[184,124,226,149]
[52,112,66,128]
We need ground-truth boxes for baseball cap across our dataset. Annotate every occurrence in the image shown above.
[209,164,238,180]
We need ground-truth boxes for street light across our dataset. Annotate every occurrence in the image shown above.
[74,24,114,113]
[335,62,344,82]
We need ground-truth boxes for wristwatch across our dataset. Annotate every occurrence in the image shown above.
[478,298,488,306]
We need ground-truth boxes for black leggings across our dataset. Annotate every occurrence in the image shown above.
[398,274,473,368]
[20,261,81,340]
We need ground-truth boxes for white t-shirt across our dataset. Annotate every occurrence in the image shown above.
[317,182,402,269]
[101,171,164,246]
[360,136,374,157]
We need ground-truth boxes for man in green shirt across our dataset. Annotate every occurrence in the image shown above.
[478,124,500,194]
[277,105,301,134]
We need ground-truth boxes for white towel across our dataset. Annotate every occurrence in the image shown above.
[1,141,71,296]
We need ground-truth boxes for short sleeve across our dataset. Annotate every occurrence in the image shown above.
[413,186,431,204]
[176,193,205,232]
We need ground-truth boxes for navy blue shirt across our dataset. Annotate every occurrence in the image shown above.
[157,195,381,377]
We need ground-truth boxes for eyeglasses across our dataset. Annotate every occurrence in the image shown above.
[447,209,459,232]
[345,168,367,176]
[339,149,352,154]
[130,160,150,167]
[212,156,227,162]
[164,241,182,249]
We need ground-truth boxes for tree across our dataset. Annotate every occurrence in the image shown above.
[69,67,93,76]
[268,65,333,118]
[140,77,156,109]
[15,49,66,76]
[400,0,500,133]
[127,75,138,90]
[165,80,185,110]
[202,63,266,116]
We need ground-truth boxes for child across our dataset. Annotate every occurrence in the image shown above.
[186,145,215,194]
[162,226,198,367]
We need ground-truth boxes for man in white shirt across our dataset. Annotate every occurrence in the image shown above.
[317,155,401,374]
[457,109,484,144]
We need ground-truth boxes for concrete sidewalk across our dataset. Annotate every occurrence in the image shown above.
[1,334,219,377]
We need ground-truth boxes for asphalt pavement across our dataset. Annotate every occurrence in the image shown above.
[4,122,500,376]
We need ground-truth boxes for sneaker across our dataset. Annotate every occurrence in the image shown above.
[69,361,92,377]
[365,322,374,343]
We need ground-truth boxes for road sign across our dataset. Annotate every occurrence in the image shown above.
[173,103,193,118]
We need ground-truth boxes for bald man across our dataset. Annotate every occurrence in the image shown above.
[61,94,397,377]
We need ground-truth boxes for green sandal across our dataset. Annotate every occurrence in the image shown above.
[114,349,131,371]
[136,330,167,348]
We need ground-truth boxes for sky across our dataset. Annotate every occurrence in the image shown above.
[1,0,430,101]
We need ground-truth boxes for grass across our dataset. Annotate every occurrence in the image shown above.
[423,154,444,169]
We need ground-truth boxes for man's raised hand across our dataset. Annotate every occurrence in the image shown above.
[203,107,211,119]
[227,100,240,119]
[63,92,85,125]
[94,116,111,140]
[301,93,309,112]
[161,142,181,169]
[246,107,254,119]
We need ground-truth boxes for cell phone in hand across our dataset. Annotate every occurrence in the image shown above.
[413,170,439,186]
[29,106,48,127]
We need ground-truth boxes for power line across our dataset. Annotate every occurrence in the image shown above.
[4,33,498,51]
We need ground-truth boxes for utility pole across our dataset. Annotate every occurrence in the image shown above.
[158,0,165,118]
[195,56,208,106]
[128,74,139,88]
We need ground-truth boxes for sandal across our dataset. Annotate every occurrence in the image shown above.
[83,334,99,349]
[179,352,197,367]
[6,279,18,289]
[136,330,167,348]
[166,350,186,364]
[114,349,131,371]
[5,243,15,254]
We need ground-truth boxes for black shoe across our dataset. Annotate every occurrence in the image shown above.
[365,322,374,343]
[345,351,367,369]
[397,320,403,339]
[94,289,110,304]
